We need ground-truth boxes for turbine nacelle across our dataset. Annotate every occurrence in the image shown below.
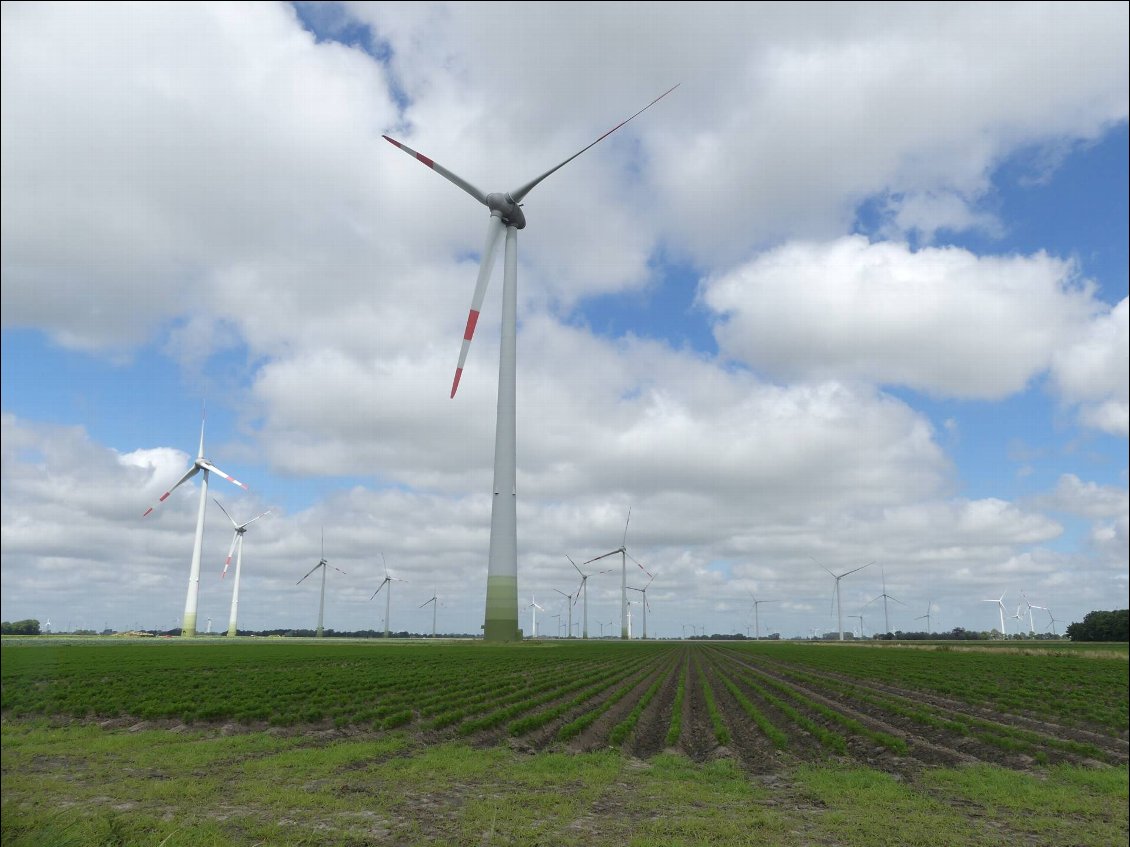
[486,194,525,229]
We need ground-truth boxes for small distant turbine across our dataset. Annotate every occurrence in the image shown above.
[370,554,405,639]
[981,591,1008,638]
[527,596,545,638]
[419,590,438,639]
[214,498,270,638]
[553,587,578,640]
[813,557,873,642]
[586,508,653,640]
[627,574,656,640]
[915,600,934,635]
[297,529,346,637]
[567,555,595,639]
[863,566,906,635]
[749,593,778,641]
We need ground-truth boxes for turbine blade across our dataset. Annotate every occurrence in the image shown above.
[842,561,874,578]
[241,510,271,529]
[382,135,488,205]
[622,506,632,549]
[221,532,239,579]
[627,552,652,579]
[370,582,385,601]
[199,460,248,490]
[451,215,506,397]
[143,465,199,516]
[507,85,680,203]
[297,561,322,585]
[583,550,620,565]
[212,497,238,528]
[567,554,584,576]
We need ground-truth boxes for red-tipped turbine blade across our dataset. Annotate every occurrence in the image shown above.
[627,552,652,579]
[508,84,680,204]
[382,135,488,206]
[451,215,506,397]
[583,549,621,566]
[200,461,248,490]
[142,465,199,516]
[221,532,239,579]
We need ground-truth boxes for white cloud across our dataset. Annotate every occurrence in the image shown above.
[1051,297,1129,435]
[702,236,1101,398]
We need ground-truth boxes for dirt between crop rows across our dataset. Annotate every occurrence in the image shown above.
[423,644,1128,780]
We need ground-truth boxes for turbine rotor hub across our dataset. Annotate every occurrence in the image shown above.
[486,193,526,229]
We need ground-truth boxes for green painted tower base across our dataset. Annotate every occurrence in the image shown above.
[181,612,197,638]
[483,575,519,642]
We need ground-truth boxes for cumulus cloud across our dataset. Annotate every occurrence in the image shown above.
[1051,297,1129,435]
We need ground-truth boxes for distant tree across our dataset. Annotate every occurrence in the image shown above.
[1066,610,1129,642]
[1,619,41,635]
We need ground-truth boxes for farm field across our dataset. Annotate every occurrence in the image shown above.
[2,637,1127,846]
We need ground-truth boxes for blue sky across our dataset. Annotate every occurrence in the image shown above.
[1,2,1126,639]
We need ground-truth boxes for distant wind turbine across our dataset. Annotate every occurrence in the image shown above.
[567,555,596,639]
[297,530,346,637]
[384,87,678,642]
[813,557,873,642]
[142,408,248,637]
[553,587,578,640]
[627,574,656,640]
[214,498,270,638]
[586,508,653,639]
[849,614,865,639]
[863,566,906,635]
[370,554,405,639]
[527,596,545,639]
[982,592,1008,638]
[749,593,778,641]
[419,590,438,638]
[915,600,934,635]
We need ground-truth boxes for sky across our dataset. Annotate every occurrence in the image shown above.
[1,1,1127,640]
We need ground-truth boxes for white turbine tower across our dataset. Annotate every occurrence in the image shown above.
[297,530,346,638]
[214,498,270,638]
[749,594,778,641]
[567,555,596,639]
[627,574,655,640]
[585,508,653,639]
[814,558,873,642]
[384,87,678,642]
[981,592,1008,638]
[422,591,438,641]
[863,566,906,636]
[143,410,248,637]
[370,554,405,639]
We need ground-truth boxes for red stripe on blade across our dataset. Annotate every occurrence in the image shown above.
[464,309,480,341]
[143,507,154,517]
[451,368,463,398]
[416,152,435,168]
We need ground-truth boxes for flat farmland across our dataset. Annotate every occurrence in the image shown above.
[2,638,1127,846]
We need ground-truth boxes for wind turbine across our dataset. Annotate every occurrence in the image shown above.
[1021,593,1038,636]
[553,587,578,639]
[627,574,655,640]
[214,498,270,637]
[370,554,405,639]
[384,87,678,642]
[143,409,248,637]
[849,614,865,639]
[567,555,596,639]
[586,508,653,639]
[916,600,934,635]
[814,558,872,642]
[863,566,906,635]
[527,596,544,638]
[1010,603,1025,637]
[982,592,1008,638]
[297,530,346,637]
[749,593,778,641]
[419,590,438,638]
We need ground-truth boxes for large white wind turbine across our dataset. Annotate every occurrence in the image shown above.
[814,558,873,642]
[143,411,248,637]
[370,554,405,639]
[627,574,655,640]
[1021,593,1038,636]
[863,566,906,636]
[585,508,653,639]
[749,593,778,641]
[384,87,678,642]
[419,590,438,638]
[982,592,1008,638]
[214,498,270,637]
[297,530,346,638]
[567,555,596,639]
